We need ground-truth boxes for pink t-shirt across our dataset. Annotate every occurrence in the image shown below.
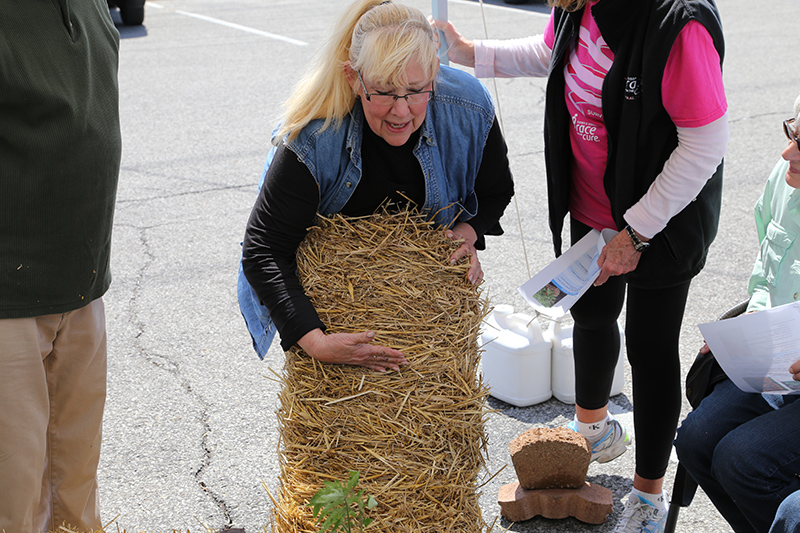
[543,4,727,231]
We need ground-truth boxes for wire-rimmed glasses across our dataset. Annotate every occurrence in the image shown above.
[356,70,433,107]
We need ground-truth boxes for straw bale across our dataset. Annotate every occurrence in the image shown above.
[271,208,491,532]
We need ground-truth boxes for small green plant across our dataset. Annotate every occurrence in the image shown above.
[307,470,378,533]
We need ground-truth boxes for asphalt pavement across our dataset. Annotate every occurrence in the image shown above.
[99,0,800,531]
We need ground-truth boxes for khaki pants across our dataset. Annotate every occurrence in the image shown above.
[0,298,107,533]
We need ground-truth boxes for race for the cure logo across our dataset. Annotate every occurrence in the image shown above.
[625,76,641,100]
[572,114,600,142]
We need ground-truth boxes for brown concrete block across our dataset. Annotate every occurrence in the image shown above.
[509,427,591,489]
[498,480,613,524]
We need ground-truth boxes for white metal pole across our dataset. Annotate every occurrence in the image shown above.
[431,0,448,66]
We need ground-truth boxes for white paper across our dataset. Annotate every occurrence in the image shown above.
[698,301,800,394]
[518,228,618,318]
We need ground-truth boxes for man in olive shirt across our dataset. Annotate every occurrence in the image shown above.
[0,1,122,531]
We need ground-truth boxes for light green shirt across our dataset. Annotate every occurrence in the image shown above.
[747,159,800,312]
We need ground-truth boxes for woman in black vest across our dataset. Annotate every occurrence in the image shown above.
[433,1,727,531]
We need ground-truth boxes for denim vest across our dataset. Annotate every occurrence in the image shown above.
[239,65,495,358]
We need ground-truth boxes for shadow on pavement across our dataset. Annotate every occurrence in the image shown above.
[488,393,634,425]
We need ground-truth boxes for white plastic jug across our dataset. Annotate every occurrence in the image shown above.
[547,315,625,405]
[479,304,552,407]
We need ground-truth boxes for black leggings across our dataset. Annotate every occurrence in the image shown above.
[569,219,691,480]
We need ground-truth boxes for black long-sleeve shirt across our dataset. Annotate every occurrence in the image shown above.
[242,117,513,350]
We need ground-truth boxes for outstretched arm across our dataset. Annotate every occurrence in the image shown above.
[298,329,406,373]
[242,145,406,370]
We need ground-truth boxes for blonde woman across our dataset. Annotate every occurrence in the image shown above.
[239,0,513,371]
[433,0,728,531]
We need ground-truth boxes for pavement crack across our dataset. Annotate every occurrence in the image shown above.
[124,224,234,529]
[193,397,234,530]
[117,183,254,205]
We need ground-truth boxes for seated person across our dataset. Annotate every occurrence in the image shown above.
[674,93,800,533]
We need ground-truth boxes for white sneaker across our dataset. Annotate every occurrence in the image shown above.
[613,493,669,533]
[568,415,632,463]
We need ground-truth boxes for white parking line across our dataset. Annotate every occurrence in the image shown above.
[147,2,308,46]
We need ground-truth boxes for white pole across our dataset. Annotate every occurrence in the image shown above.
[431,0,448,66]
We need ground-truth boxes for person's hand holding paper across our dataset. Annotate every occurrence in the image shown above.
[594,229,646,285]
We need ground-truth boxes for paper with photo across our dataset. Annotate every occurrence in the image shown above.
[518,228,618,318]
[698,301,800,394]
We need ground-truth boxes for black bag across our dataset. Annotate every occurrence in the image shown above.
[684,299,749,409]
[685,350,728,409]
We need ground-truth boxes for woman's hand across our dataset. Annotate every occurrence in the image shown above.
[594,229,646,286]
[446,223,483,285]
[790,360,800,381]
[297,328,406,372]
[428,18,476,68]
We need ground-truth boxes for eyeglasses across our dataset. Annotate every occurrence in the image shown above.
[784,118,800,151]
[356,70,434,107]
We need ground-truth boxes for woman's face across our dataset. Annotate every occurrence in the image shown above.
[352,62,434,147]
[782,118,800,189]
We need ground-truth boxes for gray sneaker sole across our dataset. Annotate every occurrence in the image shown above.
[593,435,632,463]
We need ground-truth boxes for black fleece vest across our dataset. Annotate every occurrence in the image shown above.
[0,0,121,318]
[544,0,725,288]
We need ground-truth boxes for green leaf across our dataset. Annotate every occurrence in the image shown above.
[318,508,345,532]
[310,491,345,506]
[307,470,376,533]
[346,470,360,491]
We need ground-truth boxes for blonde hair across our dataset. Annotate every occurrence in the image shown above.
[548,0,589,12]
[275,0,438,143]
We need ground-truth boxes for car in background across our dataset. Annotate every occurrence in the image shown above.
[108,0,145,26]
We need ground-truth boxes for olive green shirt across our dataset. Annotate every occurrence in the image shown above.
[0,0,122,318]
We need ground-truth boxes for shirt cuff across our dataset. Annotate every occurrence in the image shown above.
[474,40,495,78]
[746,289,768,313]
